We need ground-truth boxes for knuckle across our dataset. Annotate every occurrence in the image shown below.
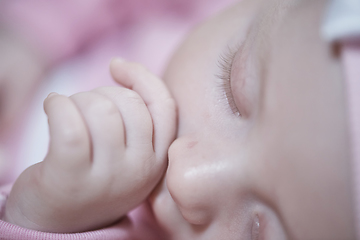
[141,152,158,175]
[58,124,87,147]
[122,88,144,105]
[86,97,118,117]
[132,152,159,185]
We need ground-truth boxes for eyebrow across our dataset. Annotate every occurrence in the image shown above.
[252,0,296,114]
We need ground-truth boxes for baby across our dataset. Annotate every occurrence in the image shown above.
[1,0,359,239]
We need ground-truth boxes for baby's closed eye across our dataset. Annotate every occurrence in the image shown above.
[216,40,258,120]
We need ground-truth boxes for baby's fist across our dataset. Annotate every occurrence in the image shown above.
[3,59,176,233]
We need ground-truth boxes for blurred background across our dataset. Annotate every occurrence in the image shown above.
[0,0,236,184]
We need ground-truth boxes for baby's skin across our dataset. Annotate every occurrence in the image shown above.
[1,0,357,239]
[2,59,176,233]
[150,0,354,239]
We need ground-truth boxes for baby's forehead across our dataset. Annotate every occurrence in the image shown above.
[236,0,326,73]
[242,0,300,51]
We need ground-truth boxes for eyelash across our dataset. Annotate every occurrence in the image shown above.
[216,46,241,117]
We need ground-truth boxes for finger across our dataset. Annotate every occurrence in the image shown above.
[93,86,153,154]
[43,93,91,172]
[110,58,177,161]
[70,92,126,169]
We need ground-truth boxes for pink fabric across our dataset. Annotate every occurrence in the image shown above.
[342,41,360,240]
[0,0,234,66]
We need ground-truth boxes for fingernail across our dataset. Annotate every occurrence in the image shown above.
[47,92,58,98]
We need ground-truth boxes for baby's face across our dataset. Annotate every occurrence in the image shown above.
[151,0,355,239]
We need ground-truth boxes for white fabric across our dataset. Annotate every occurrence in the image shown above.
[322,0,360,41]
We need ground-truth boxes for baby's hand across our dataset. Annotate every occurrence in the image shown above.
[2,59,176,233]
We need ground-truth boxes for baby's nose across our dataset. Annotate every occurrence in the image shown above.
[167,136,229,225]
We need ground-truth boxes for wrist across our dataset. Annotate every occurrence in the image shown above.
[2,186,43,231]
